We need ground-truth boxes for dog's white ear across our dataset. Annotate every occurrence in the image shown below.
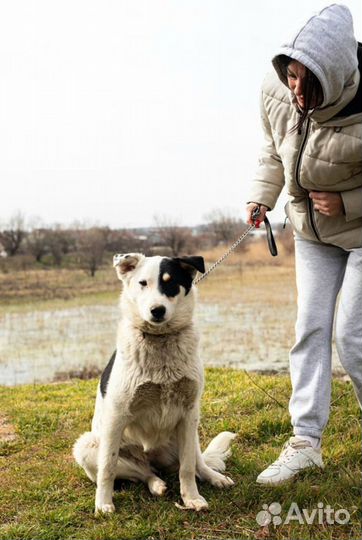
[113,253,145,280]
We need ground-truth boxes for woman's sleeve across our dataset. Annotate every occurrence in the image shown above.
[248,90,285,210]
[341,184,362,221]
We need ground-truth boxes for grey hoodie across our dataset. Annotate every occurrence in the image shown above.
[272,4,358,109]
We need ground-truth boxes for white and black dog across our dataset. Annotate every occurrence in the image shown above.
[73,253,235,514]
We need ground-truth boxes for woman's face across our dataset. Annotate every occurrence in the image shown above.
[287,60,322,110]
[287,60,307,109]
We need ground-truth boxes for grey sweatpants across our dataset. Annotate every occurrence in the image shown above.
[290,237,362,439]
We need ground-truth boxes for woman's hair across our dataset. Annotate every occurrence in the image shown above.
[278,55,323,134]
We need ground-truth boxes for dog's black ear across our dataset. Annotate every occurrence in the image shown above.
[176,256,205,276]
[113,253,145,280]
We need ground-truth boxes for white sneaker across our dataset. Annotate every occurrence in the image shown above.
[256,436,324,485]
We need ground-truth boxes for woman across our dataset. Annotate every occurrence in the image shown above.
[247,4,362,485]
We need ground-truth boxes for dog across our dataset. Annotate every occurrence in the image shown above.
[73,253,235,514]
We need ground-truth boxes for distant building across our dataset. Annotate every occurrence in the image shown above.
[0,242,7,258]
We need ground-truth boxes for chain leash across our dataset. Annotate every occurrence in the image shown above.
[193,221,256,285]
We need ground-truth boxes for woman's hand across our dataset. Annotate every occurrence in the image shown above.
[309,191,345,217]
[246,203,269,226]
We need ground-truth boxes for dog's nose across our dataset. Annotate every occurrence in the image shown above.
[150,305,166,321]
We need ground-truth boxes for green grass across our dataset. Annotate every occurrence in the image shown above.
[0,370,360,540]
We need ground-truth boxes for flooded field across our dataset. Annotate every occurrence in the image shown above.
[0,304,119,386]
[0,290,342,386]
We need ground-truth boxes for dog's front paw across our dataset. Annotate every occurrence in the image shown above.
[95,502,115,515]
[182,495,209,511]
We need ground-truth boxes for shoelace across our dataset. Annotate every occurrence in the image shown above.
[271,439,312,467]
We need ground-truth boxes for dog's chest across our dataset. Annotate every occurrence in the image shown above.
[124,377,199,450]
[125,331,199,385]
[130,377,198,415]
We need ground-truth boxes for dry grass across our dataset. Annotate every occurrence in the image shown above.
[201,237,295,268]
[0,266,118,304]
[0,239,293,309]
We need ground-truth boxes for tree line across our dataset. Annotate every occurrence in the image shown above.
[0,210,292,276]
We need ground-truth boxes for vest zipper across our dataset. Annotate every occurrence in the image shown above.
[295,118,321,241]
[307,196,320,241]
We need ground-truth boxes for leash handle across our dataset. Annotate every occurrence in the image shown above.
[251,205,261,228]
[251,204,278,257]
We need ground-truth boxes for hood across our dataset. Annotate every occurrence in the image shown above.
[272,4,358,108]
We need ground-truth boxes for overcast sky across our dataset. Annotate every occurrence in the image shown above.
[1,1,361,229]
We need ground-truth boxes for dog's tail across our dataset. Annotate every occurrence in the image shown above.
[73,431,99,482]
[202,431,237,472]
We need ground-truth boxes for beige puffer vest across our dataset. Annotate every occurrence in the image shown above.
[249,4,362,250]
[249,71,362,250]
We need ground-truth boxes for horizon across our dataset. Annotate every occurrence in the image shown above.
[2,210,283,232]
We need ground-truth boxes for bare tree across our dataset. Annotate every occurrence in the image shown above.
[204,208,246,245]
[78,227,110,277]
[0,212,26,256]
[46,228,73,266]
[26,223,74,265]
[152,215,192,256]
[26,228,48,262]
[105,229,148,254]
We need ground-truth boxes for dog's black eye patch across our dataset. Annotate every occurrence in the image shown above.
[158,258,194,297]
[139,280,147,287]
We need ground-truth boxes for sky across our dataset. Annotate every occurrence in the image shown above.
[1,0,361,229]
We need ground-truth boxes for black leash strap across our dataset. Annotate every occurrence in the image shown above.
[251,206,278,257]
[264,215,278,256]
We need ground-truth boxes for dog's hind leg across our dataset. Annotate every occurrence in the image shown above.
[73,433,166,496]
[196,432,236,488]
[118,446,167,496]
[147,438,179,471]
